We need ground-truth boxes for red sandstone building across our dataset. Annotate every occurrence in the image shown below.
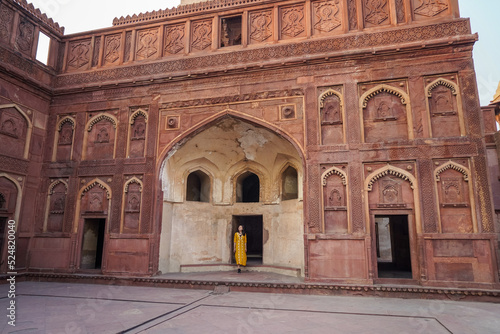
[1,0,499,289]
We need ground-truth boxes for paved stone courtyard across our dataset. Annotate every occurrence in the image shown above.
[1,280,499,333]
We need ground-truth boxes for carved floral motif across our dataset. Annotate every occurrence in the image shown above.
[250,10,273,42]
[104,34,121,65]
[281,6,305,38]
[15,19,34,54]
[165,25,185,54]
[191,20,212,51]
[136,29,158,60]
[0,5,13,42]
[68,40,91,70]
[396,0,406,23]
[314,0,342,33]
[347,0,358,30]
[414,0,448,17]
[364,0,389,25]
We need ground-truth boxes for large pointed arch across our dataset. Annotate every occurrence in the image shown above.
[73,178,112,233]
[0,104,33,159]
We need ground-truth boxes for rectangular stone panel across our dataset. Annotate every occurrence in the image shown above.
[435,262,474,282]
[432,239,474,257]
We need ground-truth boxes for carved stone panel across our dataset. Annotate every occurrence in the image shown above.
[164,24,185,55]
[191,20,212,51]
[0,177,18,214]
[121,31,131,63]
[363,91,408,143]
[378,177,406,208]
[412,0,449,21]
[347,0,358,30]
[92,37,101,67]
[123,182,141,233]
[0,107,27,159]
[436,165,473,233]
[428,84,460,137]
[48,182,66,232]
[396,0,406,23]
[323,168,348,233]
[129,114,146,158]
[81,185,109,215]
[249,10,273,44]
[320,89,344,145]
[15,18,34,56]
[0,5,14,43]
[313,0,343,35]
[103,34,122,65]
[363,0,390,27]
[56,120,74,161]
[86,117,116,160]
[136,28,159,61]
[67,40,91,71]
[280,5,306,39]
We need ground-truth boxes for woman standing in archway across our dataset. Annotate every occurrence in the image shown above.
[234,225,247,273]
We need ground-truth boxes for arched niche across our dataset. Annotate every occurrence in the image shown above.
[319,89,345,145]
[128,109,148,158]
[121,177,143,234]
[425,78,465,138]
[0,104,33,160]
[82,113,118,160]
[434,160,477,233]
[236,171,260,203]
[186,170,211,203]
[321,166,349,233]
[52,116,75,161]
[0,173,22,226]
[44,179,68,233]
[281,165,298,201]
[359,85,413,143]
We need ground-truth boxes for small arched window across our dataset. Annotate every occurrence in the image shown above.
[282,166,298,200]
[236,172,260,203]
[186,170,210,202]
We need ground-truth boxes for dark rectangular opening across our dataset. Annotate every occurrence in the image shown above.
[80,218,105,269]
[220,16,242,47]
[376,215,412,279]
[233,215,263,264]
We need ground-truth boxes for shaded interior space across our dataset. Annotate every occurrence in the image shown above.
[220,16,242,47]
[186,170,210,202]
[0,217,6,260]
[282,166,298,200]
[233,215,263,264]
[80,218,105,270]
[236,172,260,203]
[375,215,412,279]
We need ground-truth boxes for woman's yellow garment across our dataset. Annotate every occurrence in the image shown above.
[234,232,247,266]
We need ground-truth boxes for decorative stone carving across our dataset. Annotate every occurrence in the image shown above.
[89,191,104,212]
[347,0,358,30]
[123,178,142,233]
[414,0,448,18]
[378,177,406,208]
[104,34,121,65]
[92,37,101,67]
[313,0,342,33]
[281,5,305,38]
[0,5,14,43]
[86,114,117,160]
[129,109,147,158]
[164,24,185,54]
[0,107,27,159]
[249,10,273,43]
[320,90,342,124]
[67,40,91,70]
[58,122,74,145]
[280,105,296,120]
[396,0,406,23]
[136,29,159,60]
[166,115,180,130]
[15,18,34,55]
[123,32,132,62]
[426,79,460,137]
[363,0,389,26]
[191,20,212,51]
[322,166,348,233]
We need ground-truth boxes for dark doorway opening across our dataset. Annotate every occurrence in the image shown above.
[220,16,242,47]
[80,218,105,270]
[0,217,6,261]
[233,215,263,264]
[375,215,412,279]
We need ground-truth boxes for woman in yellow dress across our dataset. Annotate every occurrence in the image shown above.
[234,225,247,273]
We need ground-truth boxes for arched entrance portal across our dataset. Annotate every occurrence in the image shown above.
[159,116,304,275]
